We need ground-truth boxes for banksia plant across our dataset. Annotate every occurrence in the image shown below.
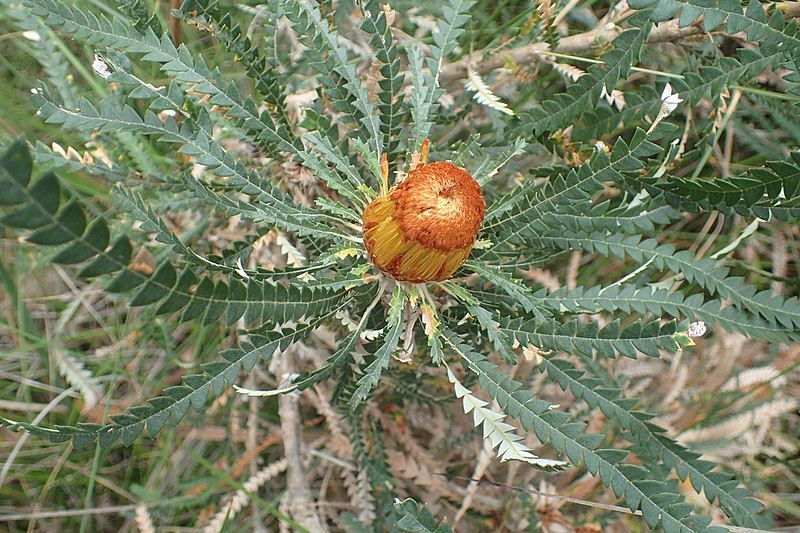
[1,0,800,530]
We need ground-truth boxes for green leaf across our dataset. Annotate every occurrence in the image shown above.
[408,0,475,153]
[1,171,60,229]
[285,0,384,159]
[0,139,33,205]
[349,287,405,408]
[393,498,453,533]
[31,82,351,243]
[359,0,406,165]
[180,0,290,129]
[541,284,798,345]
[539,231,800,334]
[484,128,660,247]
[463,260,549,320]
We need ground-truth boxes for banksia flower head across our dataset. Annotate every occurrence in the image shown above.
[363,161,486,283]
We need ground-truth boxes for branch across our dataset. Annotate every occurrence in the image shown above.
[441,2,800,81]
[277,350,329,532]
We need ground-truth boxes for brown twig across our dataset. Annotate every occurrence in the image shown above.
[443,22,704,81]
[278,351,329,532]
[441,2,800,82]
[171,0,182,45]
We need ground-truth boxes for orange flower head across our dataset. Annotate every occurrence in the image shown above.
[362,162,486,283]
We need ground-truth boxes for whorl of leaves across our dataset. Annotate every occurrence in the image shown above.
[3,0,800,530]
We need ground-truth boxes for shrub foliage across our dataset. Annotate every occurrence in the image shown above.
[2,0,800,530]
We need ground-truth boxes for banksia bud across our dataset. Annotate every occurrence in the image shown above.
[362,162,486,283]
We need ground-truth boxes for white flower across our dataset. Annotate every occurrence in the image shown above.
[659,83,683,116]
[91,54,112,79]
[688,321,707,338]
[22,30,41,42]
[648,83,685,133]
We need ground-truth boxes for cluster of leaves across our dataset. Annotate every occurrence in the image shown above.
[1,0,799,530]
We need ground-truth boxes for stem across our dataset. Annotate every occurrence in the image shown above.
[441,2,800,81]
[534,51,800,103]
[690,89,742,179]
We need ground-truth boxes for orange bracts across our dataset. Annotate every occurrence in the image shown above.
[363,161,485,283]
